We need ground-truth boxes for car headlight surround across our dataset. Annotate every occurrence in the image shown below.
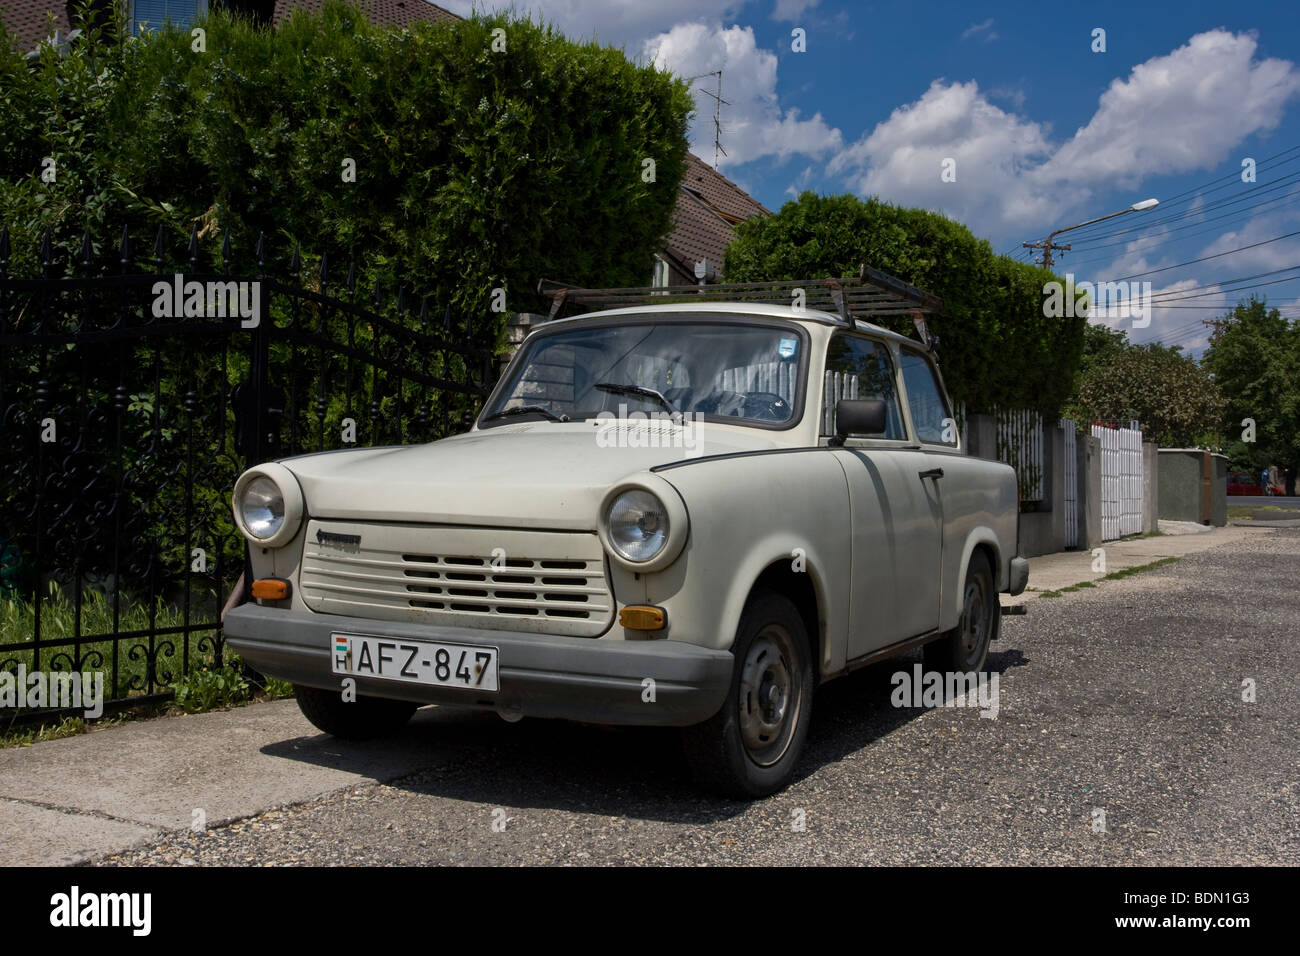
[599,477,688,572]
[232,463,304,549]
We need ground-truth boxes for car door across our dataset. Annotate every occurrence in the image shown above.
[895,344,963,630]
[824,333,943,659]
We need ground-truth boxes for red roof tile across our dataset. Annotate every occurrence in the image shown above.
[273,0,459,29]
[661,152,770,284]
[1,0,69,54]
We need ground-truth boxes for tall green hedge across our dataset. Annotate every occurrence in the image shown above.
[724,192,1085,415]
[0,1,693,311]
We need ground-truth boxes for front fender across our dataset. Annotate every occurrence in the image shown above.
[646,451,852,675]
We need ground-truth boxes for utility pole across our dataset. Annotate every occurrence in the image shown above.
[1022,238,1071,268]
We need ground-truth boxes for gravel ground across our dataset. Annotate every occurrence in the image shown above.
[99,529,1300,866]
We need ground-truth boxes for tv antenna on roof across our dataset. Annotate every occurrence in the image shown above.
[687,71,728,170]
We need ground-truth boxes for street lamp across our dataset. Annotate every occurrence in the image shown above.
[1024,198,1159,268]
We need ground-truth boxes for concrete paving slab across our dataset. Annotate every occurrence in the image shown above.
[0,698,452,861]
[0,797,159,866]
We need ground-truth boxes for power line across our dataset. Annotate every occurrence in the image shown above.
[1109,230,1300,281]
[1061,188,1300,270]
[1062,144,1300,243]
[1145,265,1300,302]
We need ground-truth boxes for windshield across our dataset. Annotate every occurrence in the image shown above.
[480,317,806,429]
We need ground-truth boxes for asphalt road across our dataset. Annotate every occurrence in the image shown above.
[100,528,1300,866]
[1231,495,1300,508]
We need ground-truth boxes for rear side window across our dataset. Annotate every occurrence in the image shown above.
[899,348,957,446]
[822,335,906,440]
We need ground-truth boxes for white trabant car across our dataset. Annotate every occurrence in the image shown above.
[225,301,1028,797]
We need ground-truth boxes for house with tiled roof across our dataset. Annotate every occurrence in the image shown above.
[3,0,768,284]
[655,150,769,287]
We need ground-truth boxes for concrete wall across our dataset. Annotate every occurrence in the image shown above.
[1158,448,1227,526]
[1079,433,1102,551]
[1142,442,1159,533]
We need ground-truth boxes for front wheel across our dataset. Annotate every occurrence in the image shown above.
[682,591,814,798]
[294,684,418,739]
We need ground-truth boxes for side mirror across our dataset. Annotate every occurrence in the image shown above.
[833,398,887,445]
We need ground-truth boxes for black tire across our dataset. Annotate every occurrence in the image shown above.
[924,551,998,674]
[682,591,814,798]
[293,683,418,739]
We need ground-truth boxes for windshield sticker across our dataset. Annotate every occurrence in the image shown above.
[778,338,797,359]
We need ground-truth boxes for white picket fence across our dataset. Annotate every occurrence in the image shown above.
[1092,423,1144,540]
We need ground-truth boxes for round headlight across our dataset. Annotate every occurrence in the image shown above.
[606,489,669,563]
[241,476,285,540]
[233,464,304,548]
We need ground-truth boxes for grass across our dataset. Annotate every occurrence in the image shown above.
[1035,556,1181,598]
[0,584,223,697]
[1227,504,1300,521]
[1,585,295,747]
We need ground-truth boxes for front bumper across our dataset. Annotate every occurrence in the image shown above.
[1007,556,1030,595]
[224,604,733,727]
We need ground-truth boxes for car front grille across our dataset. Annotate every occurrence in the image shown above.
[299,520,613,637]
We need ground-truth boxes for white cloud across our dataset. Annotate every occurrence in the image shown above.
[771,0,819,21]
[961,19,997,42]
[644,22,843,167]
[829,30,1300,237]
[1038,30,1300,187]
[828,79,1055,228]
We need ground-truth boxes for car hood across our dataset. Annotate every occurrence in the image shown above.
[278,421,782,530]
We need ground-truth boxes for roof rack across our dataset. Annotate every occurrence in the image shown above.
[537,264,942,328]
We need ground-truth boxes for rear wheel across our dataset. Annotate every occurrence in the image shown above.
[682,591,814,798]
[924,551,997,674]
[294,684,417,739]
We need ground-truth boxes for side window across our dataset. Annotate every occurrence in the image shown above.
[899,348,957,446]
[822,335,905,440]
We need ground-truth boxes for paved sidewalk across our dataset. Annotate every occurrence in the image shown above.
[1005,523,1260,606]
[0,700,445,865]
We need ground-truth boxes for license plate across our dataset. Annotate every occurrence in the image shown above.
[330,634,499,692]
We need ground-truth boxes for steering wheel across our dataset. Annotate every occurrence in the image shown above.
[742,392,790,421]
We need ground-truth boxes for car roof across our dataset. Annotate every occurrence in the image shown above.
[534,301,922,348]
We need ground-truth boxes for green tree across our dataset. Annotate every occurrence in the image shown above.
[1201,296,1300,482]
[0,2,693,312]
[724,192,1084,415]
[1070,340,1226,447]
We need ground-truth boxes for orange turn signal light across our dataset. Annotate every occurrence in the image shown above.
[619,605,665,630]
[251,578,291,601]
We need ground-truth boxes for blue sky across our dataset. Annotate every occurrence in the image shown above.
[446,0,1300,355]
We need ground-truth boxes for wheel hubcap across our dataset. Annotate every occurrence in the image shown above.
[739,625,800,767]
[959,577,987,663]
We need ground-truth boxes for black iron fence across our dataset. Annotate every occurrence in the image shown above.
[0,224,497,722]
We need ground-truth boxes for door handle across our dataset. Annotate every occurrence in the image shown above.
[918,468,944,480]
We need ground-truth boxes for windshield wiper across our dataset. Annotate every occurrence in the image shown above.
[594,382,679,415]
[482,405,569,423]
